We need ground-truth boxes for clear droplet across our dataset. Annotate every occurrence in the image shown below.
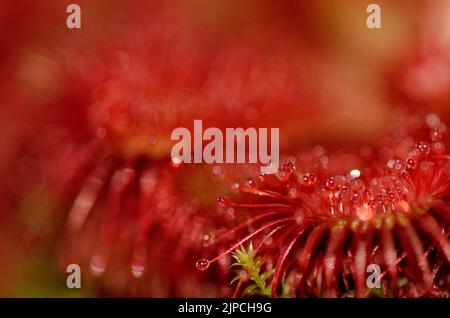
[356,204,374,221]
[376,193,384,204]
[417,141,430,155]
[245,178,256,188]
[196,258,210,271]
[202,233,212,247]
[350,169,361,179]
[430,128,442,141]
[406,158,417,170]
[217,196,230,208]
[309,174,318,185]
[257,173,268,182]
[388,191,395,200]
[281,162,294,175]
[324,178,336,191]
[231,182,241,193]
[302,175,310,186]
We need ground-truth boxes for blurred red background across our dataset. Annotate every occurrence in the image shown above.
[0,0,449,296]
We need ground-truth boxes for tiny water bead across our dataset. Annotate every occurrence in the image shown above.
[302,175,310,185]
[350,169,361,179]
[388,191,395,200]
[276,165,292,181]
[431,128,442,142]
[417,141,431,155]
[406,158,417,170]
[257,172,268,182]
[231,182,241,193]
[202,233,212,247]
[324,177,336,191]
[245,178,256,188]
[281,162,295,175]
[195,258,210,271]
[363,189,372,201]
[217,196,230,208]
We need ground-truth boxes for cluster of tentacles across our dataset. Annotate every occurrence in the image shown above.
[197,114,450,297]
[60,158,228,297]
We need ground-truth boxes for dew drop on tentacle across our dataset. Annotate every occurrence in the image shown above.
[339,186,348,200]
[356,204,374,221]
[245,178,256,189]
[376,193,384,205]
[400,170,410,181]
[394,160,404,171]
[287,184,299,199]
[406,158,417,170]
[257,172,268,182]
[430,128,442,142]
[202,233,212,247]
[231,182,241,194]
[302,175,310,186]
[195,258,210,271]
[350,169,361,179]
[363,189,372,201]
[309,174,318,185]
[324,177,336,191]
[417,141,431,155]
[352,192,360,204]
[281,162,295,175]
[388,191,395,201]
[217,196,230,208]
[276,164,292,181]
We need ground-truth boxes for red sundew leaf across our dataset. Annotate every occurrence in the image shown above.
[296,223,329,296]
[271,226,307,297]
[353,226,374,297]
[323,225,348,297]
[397,218,434,292]
[418,215,450,263]
[381,222,399,293]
